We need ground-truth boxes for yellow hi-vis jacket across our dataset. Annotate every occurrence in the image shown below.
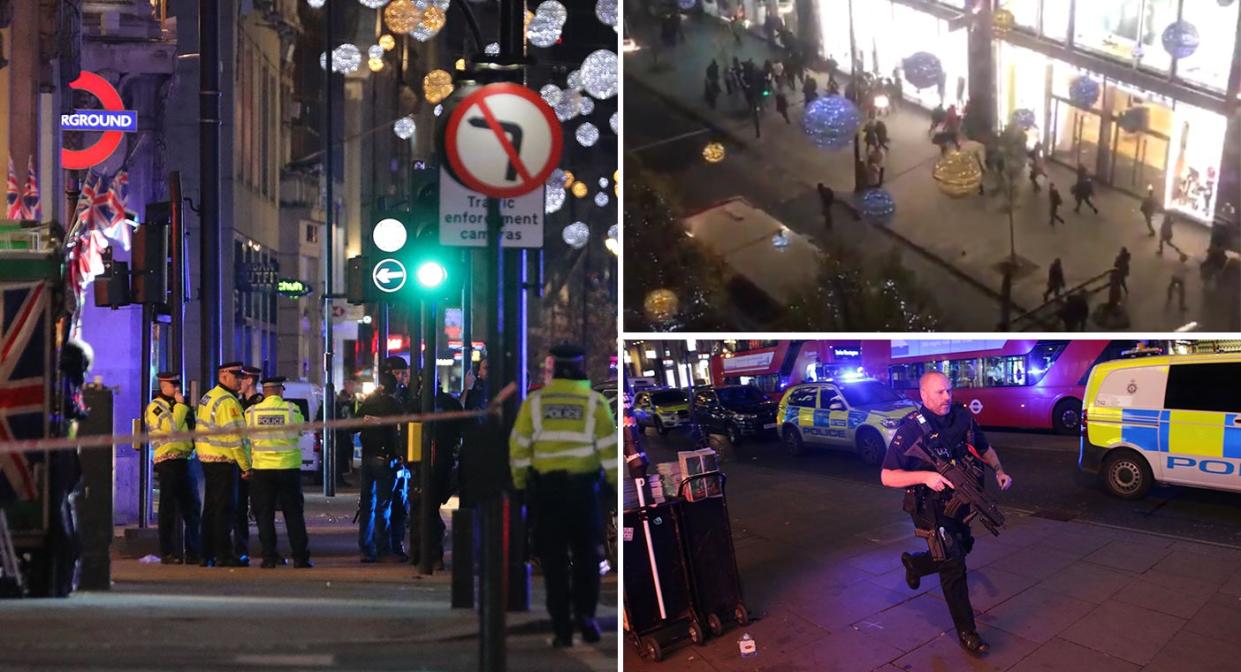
[144,396,193,463]
[509,378,618,491]
[196,385,250,471]
[244,395,305,471]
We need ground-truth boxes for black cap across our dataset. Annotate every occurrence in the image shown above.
[156,371,181,384]
[242,365,262,379]
[260,376,287,387]
[549,342,586,362]
[218,361,244,373]
[383,355,409,371]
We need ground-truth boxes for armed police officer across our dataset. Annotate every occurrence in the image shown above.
[143,372,202,565]
[384,356,413,561]
[510,343,618,647]
[196,361,252,567]
[356,369,405,563]
[245,377,312,568]
[881,371,1012,656]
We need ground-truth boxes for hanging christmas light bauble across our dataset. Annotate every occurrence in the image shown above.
[576,122,600,147]
[595,0,617,29]
[545,182,566,214]
[554,90,582,121]
[484,42,500,55]
[1161,21,1199,59]
[384,0,423,33]
[359,0,389,8]
[801,95,861,150]
[331,43,363,73]
[702,142,726,163]
[643,289,679,322]
[597,177,609,189]
[393,116,416,139]
[992,8,1015,35]
[433,104,443,116]
[932,151,982,198]
[410,21,440,42]
[562,221,590,249]
[431,0,449,9]
[420,6,446,31]
[537,0,568,25]
[860,188,896,224]
[607,224,618,240]
[379,34,396,50]
[563,170,575,187]
[307,0,326,8]
[422,69,454,103]
[571,181,588,198]
[610,112,618,134]
[1069,75,1100,108]
[368,57,385,72]
[528,14,563,47]
[1010,108,1036,130]
[540,84,562,107]
[901,52,943,89]
[594,192,609,207]
[368,44,385,60]
[566,70,582,91]
[579,97,595,115]
[580,50,618,100]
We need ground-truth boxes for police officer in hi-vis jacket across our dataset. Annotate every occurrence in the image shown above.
[143,371,201,564]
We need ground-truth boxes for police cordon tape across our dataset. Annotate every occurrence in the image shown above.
[0,383,518,456]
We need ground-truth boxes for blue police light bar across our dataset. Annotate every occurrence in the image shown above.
[60,109,138,132]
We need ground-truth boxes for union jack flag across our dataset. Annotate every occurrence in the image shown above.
[21,155,41,222]
[0,281,48,503]
[5,155,22,220]
[88,175,117,232]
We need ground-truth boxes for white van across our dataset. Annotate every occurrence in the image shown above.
[277,380,324,480]
[1079,354,1241,499]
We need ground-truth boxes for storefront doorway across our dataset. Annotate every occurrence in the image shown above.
[1108,123,1168,196]
[1050,98,1101,175]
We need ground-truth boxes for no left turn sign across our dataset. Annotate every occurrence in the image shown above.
[444,83,563,198]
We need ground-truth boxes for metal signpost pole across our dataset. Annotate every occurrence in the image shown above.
[323,0,336,498]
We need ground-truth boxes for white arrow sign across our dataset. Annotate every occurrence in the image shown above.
[372,258,407,293]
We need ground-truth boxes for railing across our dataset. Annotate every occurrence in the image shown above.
[1010,269,1114,332]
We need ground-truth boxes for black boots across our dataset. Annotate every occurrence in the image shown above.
[958,630,990,656]
[901,552,920,590]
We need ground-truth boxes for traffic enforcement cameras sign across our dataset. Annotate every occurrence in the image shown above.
[444,83,563,199]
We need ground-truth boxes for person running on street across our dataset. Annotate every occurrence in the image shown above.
[1044,258,1065,302]
[1167,253,1188,311]
[1072,165,1099,214]
[1048,183,1065,227]
[817,182,835,230]
[1113,247,1131,295]
[1027,143,1045,192]
[1140,186,1159,236]
[775,89,790,124]
[1158,212,1181,256]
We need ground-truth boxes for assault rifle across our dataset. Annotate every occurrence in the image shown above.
[904,441,1005,537]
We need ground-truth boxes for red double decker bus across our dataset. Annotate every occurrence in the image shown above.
[708,341,864,400]
[860,340,1148,434]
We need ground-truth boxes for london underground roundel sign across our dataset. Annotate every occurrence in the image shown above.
[61,71,135,170]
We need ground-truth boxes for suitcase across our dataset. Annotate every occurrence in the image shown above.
[677,472,749,637]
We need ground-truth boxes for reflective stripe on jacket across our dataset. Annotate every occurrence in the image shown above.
[144,397,193,462]
[244,395,305,471]
[196,385,250,470]
[508,378,618,490]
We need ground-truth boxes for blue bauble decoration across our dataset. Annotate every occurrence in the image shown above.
[1069,76,1100,108]
[860,188,896,225]
[801,95,862,150]
[901,52,943,89]
[1118,107,1148,133]
[1161,21,1199,59]
[1011,108,1037,130]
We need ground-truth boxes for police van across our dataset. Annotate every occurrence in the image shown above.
[776,378,916,464]
[1079,354,1241,499]
[279,380,323,480]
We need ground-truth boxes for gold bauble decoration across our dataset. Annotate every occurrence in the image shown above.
[562,170,575,188]
[572,181,588,198]
[702,142,726,163]
[368,57,385,72]
[644,289,679,322]
[454,58,466,71]
[992,8,1015,35]
[420,6,446,32]
[384,0,423,34]
[422,69,454,104]
[379,34,396,51]
[932,151,984,198]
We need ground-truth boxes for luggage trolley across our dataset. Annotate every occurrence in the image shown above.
[623,476,703,662]
[677,472,749,638]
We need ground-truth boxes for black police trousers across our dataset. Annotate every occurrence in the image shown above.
[154,458,201,559]
[235,477,251,560]
[200,461,239,564]
[250,468,310,563]
[906,516,977,634]
[531,472,603,639]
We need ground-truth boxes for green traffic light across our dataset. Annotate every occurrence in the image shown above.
[415,260,448,289]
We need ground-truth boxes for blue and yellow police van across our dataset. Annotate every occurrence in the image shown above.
[776,378,916,464]
[1080,353,1241,499]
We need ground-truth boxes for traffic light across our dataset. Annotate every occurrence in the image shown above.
[361,178,459,303]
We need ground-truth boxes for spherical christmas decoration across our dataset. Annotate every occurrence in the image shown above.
[433,104,443,116]
[379,34,396,50]
[571,181,588,198]
[597,177,609,189]
[702,142,726,163]
[422,69,454,104]
[359,0,389,8]
[901,52,943,89]
[537,0,568,25]
[563,170,575,187]
[384,0,423,33]
[368,44,385,60]
[643,289,679,322]
[607,224,618,240]
[576,122,600,147]
[484,42,500,56]
[307,0,326,8]
[580,50,618,100]
[1010,108,1037,129]
[992,8,1015,35]
[860,188,896,224]
[610,112,618,134]
[1069,75,1100,108]
[932,151,983,198]
[1161,21,1199,59]
[331,43,363,73]
[545,184,566,214]
[595,0,617,28]
[393,116,416,139]
[801,95,862,150]
[419,5,446,31]
[554,90,582,121]
[540,84,562,107]
[579,97,595,115]
[410,22,440,42]
[431,0,449,9]
[527,14,563,47]
[594,192,609,207]
[562,221,590,249]
[368,57,385,72]
[567,70,582,91]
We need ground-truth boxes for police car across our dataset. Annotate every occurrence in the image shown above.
[631,388,691,436]
[776,378,917,464]
[1079,353,1241,499]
